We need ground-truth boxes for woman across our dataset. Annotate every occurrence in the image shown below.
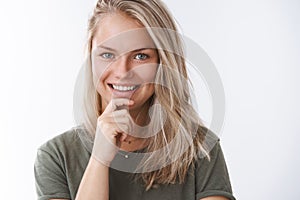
[34,0,235,200]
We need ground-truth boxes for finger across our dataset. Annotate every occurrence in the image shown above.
[119,133,128,142]
[99,123,129,143]
[114,123,130,135]
[112,109,128,117]
[99,114,132,135]
[104,123,130,135]
[113,98,134,107]
[99,109,127,120]
[106,116,131,125]
[97,109,127,124]
[111,109,131,121]
[100,109,131,123]
[103,98,134,114]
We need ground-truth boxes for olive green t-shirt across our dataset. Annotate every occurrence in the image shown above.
[34,127,235,200]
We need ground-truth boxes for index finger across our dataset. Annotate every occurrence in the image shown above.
[103,98,134,114]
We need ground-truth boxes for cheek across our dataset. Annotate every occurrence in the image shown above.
[131,63,158,84]
[91,58,110,86]
[142,83,155,96]
[132,84,154,103]
[147,84,155,96]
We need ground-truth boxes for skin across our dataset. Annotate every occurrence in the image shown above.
[76,12,158,200]
[91,12,159,151]
[91,13,158,117]
[51,12,229,200]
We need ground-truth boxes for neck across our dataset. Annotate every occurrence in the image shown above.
[120,137,149,152]
[121,100,153,152]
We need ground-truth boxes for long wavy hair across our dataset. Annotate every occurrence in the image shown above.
[74,0,213,190]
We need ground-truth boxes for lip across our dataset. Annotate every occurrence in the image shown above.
[108,82,140,86]
[107,83,140,98]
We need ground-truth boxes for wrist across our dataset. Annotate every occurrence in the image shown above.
[90,154,111,168]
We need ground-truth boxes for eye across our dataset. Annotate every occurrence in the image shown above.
[100,52,115,59]
[134,53,149,60]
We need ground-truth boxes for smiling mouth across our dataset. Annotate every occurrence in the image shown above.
[108,84,140,92]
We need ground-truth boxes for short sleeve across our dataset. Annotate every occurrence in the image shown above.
[34,148,71,200]
[195,141,235,200]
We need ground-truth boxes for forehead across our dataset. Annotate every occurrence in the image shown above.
[92,13,156,52]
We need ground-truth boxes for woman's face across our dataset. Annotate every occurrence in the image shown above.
[91,12,159,114]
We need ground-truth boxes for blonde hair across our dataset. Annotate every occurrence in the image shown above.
[76,0,211,190]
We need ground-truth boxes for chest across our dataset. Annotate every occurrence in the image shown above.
[109,169,196,200]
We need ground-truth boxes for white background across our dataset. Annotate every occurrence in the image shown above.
[0,0,299,199]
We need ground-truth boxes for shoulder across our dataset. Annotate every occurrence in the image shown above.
[193,128,235,199]
[35,125,92,178]
[37,126,91,159]
[39,127,78,151]
[197,125,220,141]
[34,126,89,200]
[196,125,221,158]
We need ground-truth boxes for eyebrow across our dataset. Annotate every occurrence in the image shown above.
[97,45,117,52]
[97,45,155,53]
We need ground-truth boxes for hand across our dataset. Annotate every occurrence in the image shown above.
[91,98,134,165]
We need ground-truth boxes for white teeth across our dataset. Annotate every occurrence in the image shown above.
[112,84,137,91]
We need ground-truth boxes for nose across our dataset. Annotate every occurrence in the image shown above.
[111,55,133,79]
